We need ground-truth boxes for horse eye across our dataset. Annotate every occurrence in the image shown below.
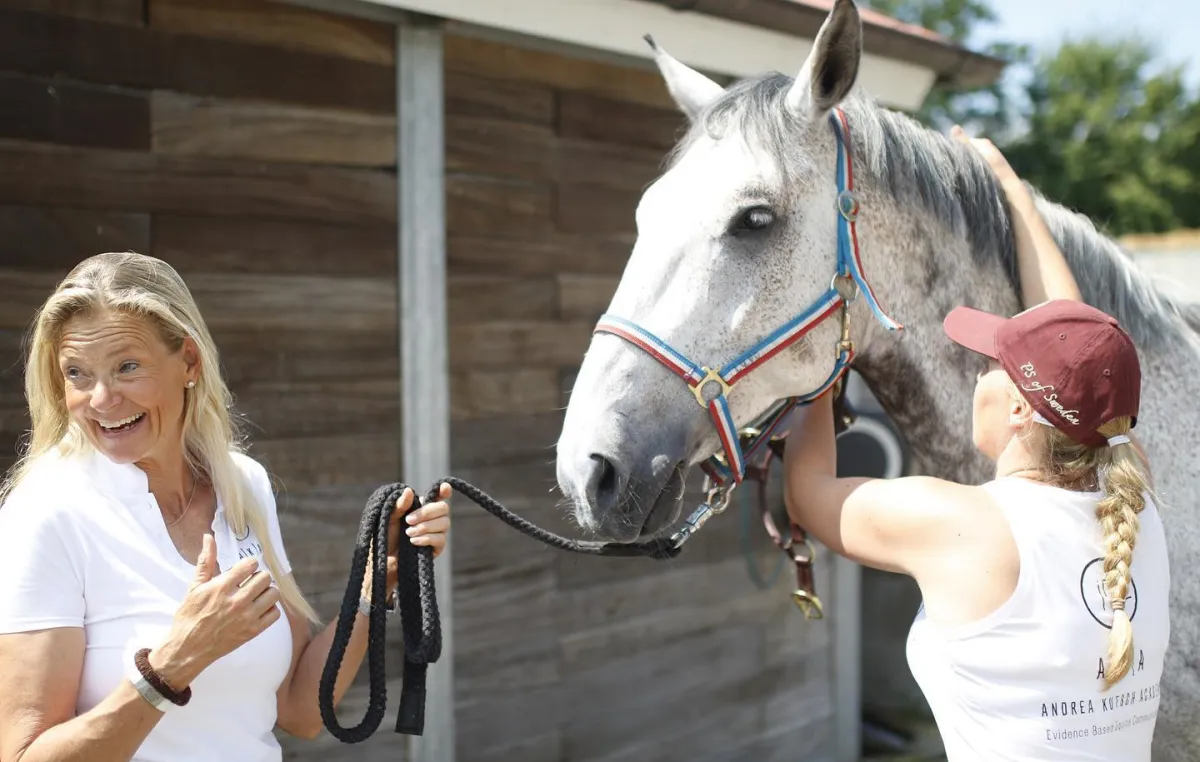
[734,206,775,233]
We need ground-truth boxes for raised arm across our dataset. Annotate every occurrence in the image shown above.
[953,127,1153,474]
[952,126,1083,306]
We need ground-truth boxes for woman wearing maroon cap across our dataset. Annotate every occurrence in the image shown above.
[783,133,1168,761]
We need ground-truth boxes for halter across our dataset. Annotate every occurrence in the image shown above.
[594,108,903,489]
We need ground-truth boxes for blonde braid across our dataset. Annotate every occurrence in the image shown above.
[1030,408,1153,691]
[1093,428,1148,689]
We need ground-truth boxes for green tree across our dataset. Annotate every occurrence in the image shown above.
[861,0,1029,134]
[863,0,1200,235]
[1002,38,1199,235]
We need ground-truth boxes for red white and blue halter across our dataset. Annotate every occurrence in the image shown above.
[593,108,903,489]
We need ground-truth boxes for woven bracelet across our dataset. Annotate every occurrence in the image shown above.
[134,648,192,707]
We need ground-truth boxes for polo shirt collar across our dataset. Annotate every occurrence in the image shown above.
[74,448,151,500]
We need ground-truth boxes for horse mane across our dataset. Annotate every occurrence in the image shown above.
[669,72,1200,350]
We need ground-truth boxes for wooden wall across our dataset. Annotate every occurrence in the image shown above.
[443,32,840,762]
[0,1,408,758]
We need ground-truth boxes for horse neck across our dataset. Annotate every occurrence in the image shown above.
[848,186,1020,484]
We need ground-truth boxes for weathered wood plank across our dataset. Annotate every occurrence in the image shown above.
[455,686,563,762]
[448,321,592,369]
[445,112,556,182]
[556,137,665,191]
[230,378,399,440]
[0,8,394,113]
[555,183,638,235]
[0,269,65,328]
[184,273,394,332]
[149,0,395,65]
[447,233,632,278]
[444,33,674,111]
[557,90,685,151]
[556,273,619,321]
[247,433,400,492]
[447,274,556,323]
[450,412,564,468]
[714,715,836,762]
[559,626,766,760]
[210,328,397,384]
[445,71,554,126]
[2,0,144,25]
[446,175,553,236]
[151,92,395,166]
[0,139,395,225]
[452,730,560,762]
[0,73,149,151]
[450,367,561,421]
[555,556,802,667]
[151,214,395,277]
[0,206,149,271]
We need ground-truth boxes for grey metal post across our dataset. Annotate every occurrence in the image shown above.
[398,14,454,762]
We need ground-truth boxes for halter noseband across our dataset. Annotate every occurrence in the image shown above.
[594,108,903,489]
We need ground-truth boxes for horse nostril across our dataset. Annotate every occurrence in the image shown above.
[586,453,625,512]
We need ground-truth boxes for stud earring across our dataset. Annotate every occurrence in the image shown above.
[186,380,195,389]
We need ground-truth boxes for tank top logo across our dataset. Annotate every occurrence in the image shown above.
[1079,557,1138,628]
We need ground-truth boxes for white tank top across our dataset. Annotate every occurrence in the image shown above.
[906,476,1170,762]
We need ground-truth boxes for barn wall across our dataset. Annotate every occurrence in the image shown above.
[0,1,410,759]
[443,31,840,762]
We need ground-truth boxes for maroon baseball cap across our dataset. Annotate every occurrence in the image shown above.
[943,299,1141,448]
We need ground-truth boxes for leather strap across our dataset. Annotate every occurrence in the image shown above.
[744,378,857,620]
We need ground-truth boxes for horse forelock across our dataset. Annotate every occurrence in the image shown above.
[668,72,1200,353]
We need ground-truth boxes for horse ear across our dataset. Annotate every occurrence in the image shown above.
[785,0,863,119]
[644,34,724,122]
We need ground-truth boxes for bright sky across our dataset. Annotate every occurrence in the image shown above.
[971,0,1200,88]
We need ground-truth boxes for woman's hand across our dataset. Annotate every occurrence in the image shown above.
[951,124,1082,305]
[149,535,282,690]
[362,483,453,602]
[951,124,1022,190]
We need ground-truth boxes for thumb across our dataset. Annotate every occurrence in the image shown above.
[193,533,217,585]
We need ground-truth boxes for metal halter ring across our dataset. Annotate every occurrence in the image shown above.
[831,272,858,304]
[690,366,732,408]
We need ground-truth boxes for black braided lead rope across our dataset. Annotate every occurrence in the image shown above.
[318,476,684,743]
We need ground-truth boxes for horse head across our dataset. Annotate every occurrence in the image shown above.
[555,0,907,542]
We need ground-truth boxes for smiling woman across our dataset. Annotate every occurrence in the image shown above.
[0,251,453,762]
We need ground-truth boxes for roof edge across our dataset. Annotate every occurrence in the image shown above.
[637,0,1008,90]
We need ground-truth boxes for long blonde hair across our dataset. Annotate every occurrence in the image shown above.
[1026,408,1153,691]
[2,251,320,626]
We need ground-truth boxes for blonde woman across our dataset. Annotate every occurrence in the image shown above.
[783,133,1169,761]
[0,252,452,762]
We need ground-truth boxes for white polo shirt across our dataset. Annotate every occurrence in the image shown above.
[0,445,295,762]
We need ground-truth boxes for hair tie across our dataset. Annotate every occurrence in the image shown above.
[1107,434,1131,448]
[1111,598,1126,612]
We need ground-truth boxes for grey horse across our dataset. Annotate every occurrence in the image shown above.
[554,0,1200,758]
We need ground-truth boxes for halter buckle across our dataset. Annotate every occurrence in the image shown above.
[792,589,825,620]
[690,366,732,408]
